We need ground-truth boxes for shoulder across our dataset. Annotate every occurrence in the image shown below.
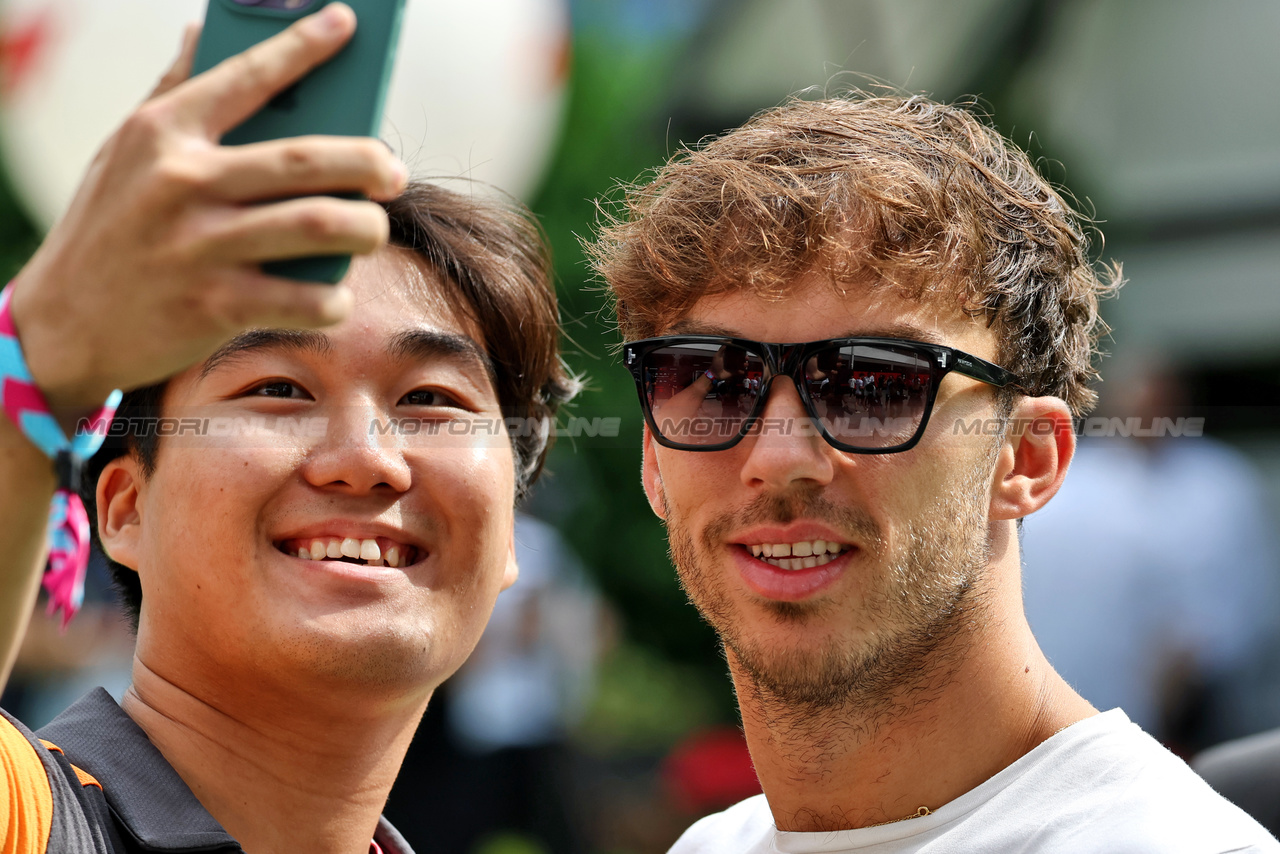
[2,706,112,854]
[993,711,1280,853]
[1,708,58,853]
[668,795,774,854]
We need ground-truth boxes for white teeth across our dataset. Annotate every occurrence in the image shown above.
[755,547,845,570]
[752,541,848,562]
[284,537,410,565]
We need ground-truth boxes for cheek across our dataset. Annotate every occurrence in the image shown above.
[874,447,990,537]
[421,442,516,547]
[142,445,301,567]
[654,453,728,519]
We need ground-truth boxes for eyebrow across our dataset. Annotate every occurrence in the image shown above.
[200,329,332,379]
[665,319,947,345]
[198,327,495,382]
[387,329,497,383]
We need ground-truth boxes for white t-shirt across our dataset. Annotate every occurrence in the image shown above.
[669,710,1279,853]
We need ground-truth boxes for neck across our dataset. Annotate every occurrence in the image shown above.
[734,524,1096,833]
[122,657,427,854]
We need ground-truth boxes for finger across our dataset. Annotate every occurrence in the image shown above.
[211,270,356,329]
[150,23,203,101]
[204,197,390,263]
[205,137,407,203]
[176,3,357,137]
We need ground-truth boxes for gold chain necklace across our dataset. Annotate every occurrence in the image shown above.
[864,806,933,829]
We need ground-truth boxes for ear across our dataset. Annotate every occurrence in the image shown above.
[97,455,144,570]
[641,425,668,520]
[989,396,1075,521]
[499,523,519,592]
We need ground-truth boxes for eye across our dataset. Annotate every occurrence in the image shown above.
[400,388,467,409]
[247,380,308,399]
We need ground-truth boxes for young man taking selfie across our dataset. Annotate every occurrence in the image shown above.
[0,6,574,853]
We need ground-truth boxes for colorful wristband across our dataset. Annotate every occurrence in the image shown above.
[0,286,121,627]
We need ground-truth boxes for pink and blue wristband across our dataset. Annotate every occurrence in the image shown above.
[0,286,121,627]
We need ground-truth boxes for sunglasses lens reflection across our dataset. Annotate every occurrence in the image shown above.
[640,343,765,446]
[640,342,934,449]
[803,343,932,448]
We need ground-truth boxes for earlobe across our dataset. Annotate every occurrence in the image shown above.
[641,426,668,520]
[989,397,1075,521]
[97,456,144,571]
[500,530,519,592]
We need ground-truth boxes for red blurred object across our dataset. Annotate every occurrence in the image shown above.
[0,11,55,99]
[663,726,763,814]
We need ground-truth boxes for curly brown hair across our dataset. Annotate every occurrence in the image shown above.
[590,93,1120,416]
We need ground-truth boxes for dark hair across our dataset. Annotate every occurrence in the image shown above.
[590,93,1121,416]
[86,181,577,630]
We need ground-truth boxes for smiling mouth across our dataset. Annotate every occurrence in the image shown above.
[274,537,422,569]
[742,539,851,571]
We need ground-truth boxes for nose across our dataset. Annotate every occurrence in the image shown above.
[298,399,412,495]
[738,377,835,491]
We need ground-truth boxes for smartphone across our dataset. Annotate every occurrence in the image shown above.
[192,0,408,283]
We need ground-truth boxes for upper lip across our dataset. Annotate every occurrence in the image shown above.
[731,524,855,547]
[271,520,428,555]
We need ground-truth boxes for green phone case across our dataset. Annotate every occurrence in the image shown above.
[191,0,407,283]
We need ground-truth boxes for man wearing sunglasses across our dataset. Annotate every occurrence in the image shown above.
[593,95,1277,851]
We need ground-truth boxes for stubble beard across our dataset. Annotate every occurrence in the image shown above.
[663,453,995,718]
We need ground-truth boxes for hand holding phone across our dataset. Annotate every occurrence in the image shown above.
[9,6,406,417]
[193,0,408,283]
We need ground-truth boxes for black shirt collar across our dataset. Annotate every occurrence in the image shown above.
[39,688,239,852]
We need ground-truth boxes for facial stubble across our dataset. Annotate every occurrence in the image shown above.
[662,450,996,716]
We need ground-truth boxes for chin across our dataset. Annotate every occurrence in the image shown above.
[273,613,466,696]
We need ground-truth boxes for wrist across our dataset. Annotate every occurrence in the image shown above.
[0,283,121,627]
[7,275,111,427]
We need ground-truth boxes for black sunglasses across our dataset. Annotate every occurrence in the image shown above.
[624,335,1021,452]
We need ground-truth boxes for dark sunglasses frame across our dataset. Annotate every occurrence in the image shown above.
[624,335,1022,453]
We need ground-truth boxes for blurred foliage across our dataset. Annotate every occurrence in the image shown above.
[473,832,550,854]
[526,18,738,723]
[574,641,723,756]
[0,165,39,281]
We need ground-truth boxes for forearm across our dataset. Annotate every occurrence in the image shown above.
[0,414,57,687]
